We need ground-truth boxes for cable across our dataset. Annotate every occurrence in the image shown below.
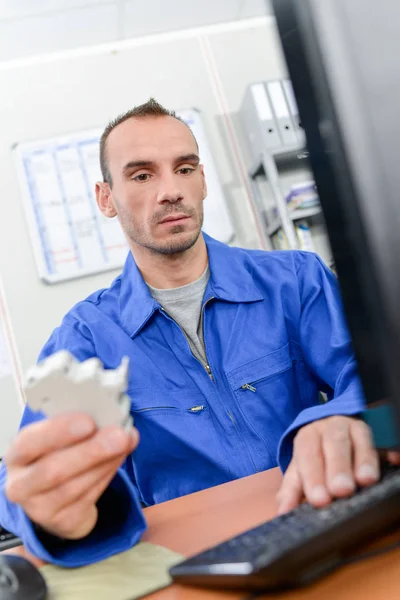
[340,538,400,566]
[241,592,265,600]
[241,538,400,600]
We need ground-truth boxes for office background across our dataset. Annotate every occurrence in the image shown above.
[0,1,315,454]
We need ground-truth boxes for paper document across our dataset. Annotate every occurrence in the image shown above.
[40,542,183,600]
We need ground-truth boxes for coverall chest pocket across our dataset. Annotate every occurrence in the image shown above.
[128,389,209,420]
[226,344,297,454]
[127,389,216,464]
[126,389,230,503]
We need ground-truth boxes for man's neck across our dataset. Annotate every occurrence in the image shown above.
[132,235,208,289]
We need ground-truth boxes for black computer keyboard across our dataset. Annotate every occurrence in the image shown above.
[170,464,400,590]
[0,526,21,552]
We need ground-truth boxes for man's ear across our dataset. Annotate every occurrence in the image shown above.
[200,165,207,200]
[95,182,117,218]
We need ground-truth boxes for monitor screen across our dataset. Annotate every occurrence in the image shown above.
[271,0,400,440]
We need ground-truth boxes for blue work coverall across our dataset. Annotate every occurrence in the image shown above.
[0,235,365,566]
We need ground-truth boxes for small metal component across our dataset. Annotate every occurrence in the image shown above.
[241,383,257,392]
[24,351,133,431]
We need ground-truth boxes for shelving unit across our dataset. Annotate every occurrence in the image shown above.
[248,146,333,266]
[240,80,333,266]
[266,205,322,237]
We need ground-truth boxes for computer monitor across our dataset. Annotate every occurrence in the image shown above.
[271,0,400,447]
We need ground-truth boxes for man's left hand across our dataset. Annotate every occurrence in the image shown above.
[277,415,400,514]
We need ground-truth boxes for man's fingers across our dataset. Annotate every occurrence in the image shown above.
[6,426,137,503]
[41,465,122,540]
[25,455,123,523]
[43,502,99,540]
[293,425,331,507]
[76,461,122,508]
[350,420,380,486]
[5,414,96,467]
[276,460,303,515]
[322,417,355,498]
[386,451,400,465]
[284,416,394,519]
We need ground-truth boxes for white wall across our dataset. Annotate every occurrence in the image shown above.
[0,16,288,451]
[0,1,273,61]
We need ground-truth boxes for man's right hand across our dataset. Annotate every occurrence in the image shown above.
[4,413,138,540]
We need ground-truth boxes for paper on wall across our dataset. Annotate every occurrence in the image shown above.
[0,317,12,379]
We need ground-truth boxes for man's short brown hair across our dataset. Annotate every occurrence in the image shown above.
[99,98,197,187]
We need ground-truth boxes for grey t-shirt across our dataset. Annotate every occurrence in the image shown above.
[147,267,210,365]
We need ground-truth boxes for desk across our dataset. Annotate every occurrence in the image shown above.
[7,468,400,599]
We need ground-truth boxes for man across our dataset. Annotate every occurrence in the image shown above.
[0,99,399,567]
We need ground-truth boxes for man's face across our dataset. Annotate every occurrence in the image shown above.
[98,116,207,255]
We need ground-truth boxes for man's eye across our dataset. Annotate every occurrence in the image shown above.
[177,168,194,175]
[133,173,151,182]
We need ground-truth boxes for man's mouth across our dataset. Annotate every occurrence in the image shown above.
[159,214,190,225]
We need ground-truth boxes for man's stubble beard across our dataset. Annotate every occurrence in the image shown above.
[116,202,204,256]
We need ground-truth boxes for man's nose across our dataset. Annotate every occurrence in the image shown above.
[156,174,184,205]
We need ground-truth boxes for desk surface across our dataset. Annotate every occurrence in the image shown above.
[7,468,400,599]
